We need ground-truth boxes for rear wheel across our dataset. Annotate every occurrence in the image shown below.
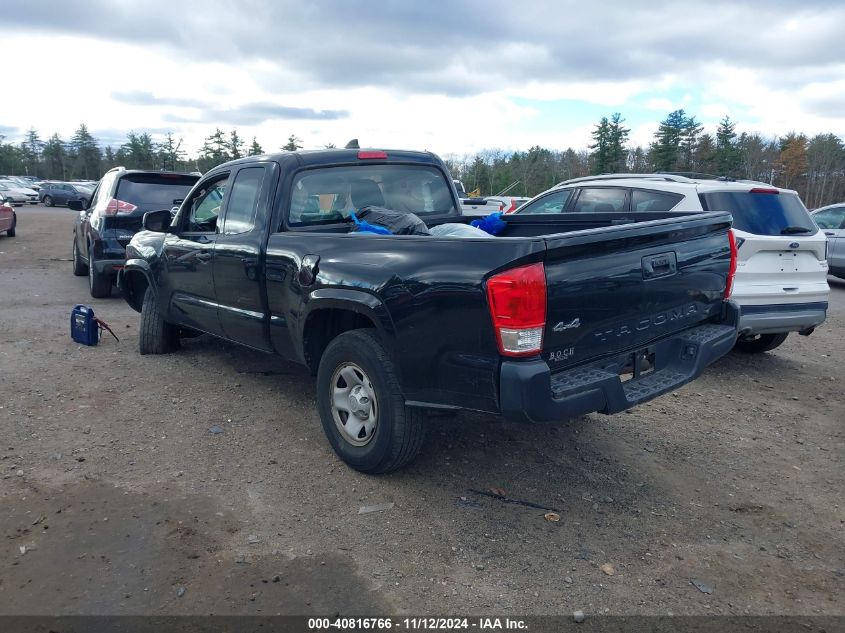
[5,214,15,237]
[316,329,425,474]
[139,287,180,355]
[43,195,53,207]
[87,243,112,298]
[735,332,789,353]
[72,239,87,275]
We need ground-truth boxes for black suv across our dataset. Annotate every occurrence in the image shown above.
[70,167,200,297]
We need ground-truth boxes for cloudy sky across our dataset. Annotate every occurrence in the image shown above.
[3,0,844,156]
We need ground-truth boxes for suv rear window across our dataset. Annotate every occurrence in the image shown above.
[699,190,816,236]
[115,174,199,213]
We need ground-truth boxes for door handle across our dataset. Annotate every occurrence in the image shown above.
[196,251,212,262]
[824,232,835,237]
[195,234,211,244]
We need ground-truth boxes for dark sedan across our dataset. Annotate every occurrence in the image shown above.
[39,182,95,207]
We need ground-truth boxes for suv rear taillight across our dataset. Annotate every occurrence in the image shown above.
[104,198,138,216]
[725,229,738,299]
[486,262,546,357]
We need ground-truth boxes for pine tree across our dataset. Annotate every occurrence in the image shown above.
[69,124,102,179]
[248,137,264,156]
[650,109,688,172]
[714,116,742,177]
[607,113,630,173]
[229,129,245,159]
[589,117,611,174]
[102,145,117,171]
[19,128,44,176]
[198,128,231,172]
[693,133,716,175]
[42,133,68,180]
[118,132,157,170]
[281,134,303,151]
[158,132,185,171]
[679,116,703,172]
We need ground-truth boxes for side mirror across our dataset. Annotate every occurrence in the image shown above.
[68,199,84,212]
[143,209,174,233]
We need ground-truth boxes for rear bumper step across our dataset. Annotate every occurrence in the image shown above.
[499,304,739,423]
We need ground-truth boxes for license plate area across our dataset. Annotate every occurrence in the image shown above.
[619,348,656,383]
[776,251,800,272]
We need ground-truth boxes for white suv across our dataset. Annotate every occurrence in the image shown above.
[515,174,830,353]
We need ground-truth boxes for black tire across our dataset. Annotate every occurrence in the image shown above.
[5,214,14,237]
[43,195,53,207]
[87,243,112,298]
[72,238,87,275]
[317,329,425,474]
[735,332,789,353]
[139,287,180,355]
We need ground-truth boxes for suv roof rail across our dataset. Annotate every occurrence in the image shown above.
[557,173,695,186]
[656,171,743,182]
[104,166,126,174]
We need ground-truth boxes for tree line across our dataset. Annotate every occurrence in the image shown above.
[446,110,845,209]
[0,125,304,181]
[2,113,843,208]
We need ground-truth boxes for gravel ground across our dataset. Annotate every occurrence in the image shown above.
[0,206,842,616]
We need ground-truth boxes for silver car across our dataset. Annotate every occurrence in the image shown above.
[0,180,38,204]
[812,204,845,279]
[0,183,28,205]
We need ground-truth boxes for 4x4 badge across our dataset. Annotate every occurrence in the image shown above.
[553,318,581,332]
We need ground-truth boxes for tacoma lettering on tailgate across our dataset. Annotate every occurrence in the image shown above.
[593,304,698,343]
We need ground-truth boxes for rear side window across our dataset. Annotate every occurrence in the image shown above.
[700,191,816,236]
[631,189,682,212]
[571,188,627,213]
[115,174,199,213]
[516,189,572,214]
[288,164,457,227]
[222,167,265,235]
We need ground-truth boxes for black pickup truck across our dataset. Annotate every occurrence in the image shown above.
[120,148,739,473]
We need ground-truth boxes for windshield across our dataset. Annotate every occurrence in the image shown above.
[114,174,199,213]
[699,190,816,236]
[289,164,457,226]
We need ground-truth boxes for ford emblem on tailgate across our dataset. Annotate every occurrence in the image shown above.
[789,242,800,249]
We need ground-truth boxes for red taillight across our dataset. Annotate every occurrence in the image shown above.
[358,150,387,159]
[486,262,546,357]
[104,198,138,216]
[725,229,738,299]
[749,188,779,194]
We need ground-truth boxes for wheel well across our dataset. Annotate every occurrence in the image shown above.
[303,308,378,374]
[123,271,149,313]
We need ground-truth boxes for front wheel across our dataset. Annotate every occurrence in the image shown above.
[43,195,53,207]
[735,332,789,353]
[139,287,180,355]
[316,329,425,474]
[5,214,15,237]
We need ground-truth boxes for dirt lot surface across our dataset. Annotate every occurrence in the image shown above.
[0,206,843,616]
